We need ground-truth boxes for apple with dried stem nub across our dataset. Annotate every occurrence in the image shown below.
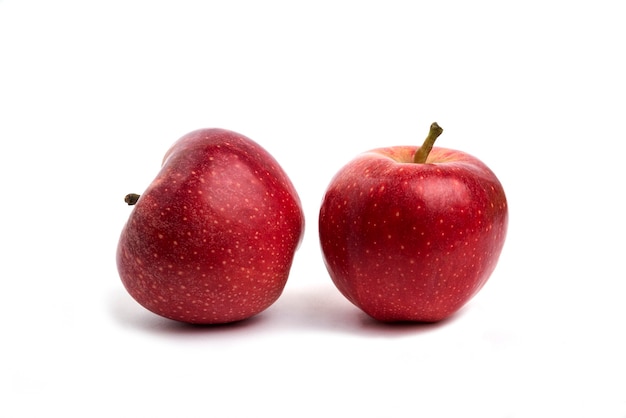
[117,128,304,324]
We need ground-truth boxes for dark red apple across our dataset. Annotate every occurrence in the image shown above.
[318,123,508,322]
[117,128,304,324]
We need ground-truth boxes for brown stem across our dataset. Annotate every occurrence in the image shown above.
[413,122,443,163]
[124,193,140,205]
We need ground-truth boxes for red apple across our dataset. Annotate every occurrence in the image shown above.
[318,123,508,322]
[117,128,304,324]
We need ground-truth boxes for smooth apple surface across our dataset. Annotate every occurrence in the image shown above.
[117,129,304,324]
[319,141,508,322]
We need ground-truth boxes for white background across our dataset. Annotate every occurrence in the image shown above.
[1,1,624,417]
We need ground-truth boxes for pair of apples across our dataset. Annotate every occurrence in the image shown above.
[117,124,508,325]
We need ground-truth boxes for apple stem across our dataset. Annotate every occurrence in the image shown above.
[413,122,443,164]
[125,193,140,205]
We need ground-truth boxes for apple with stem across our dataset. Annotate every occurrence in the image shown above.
[318,123,508,322]
[117,128,304,324]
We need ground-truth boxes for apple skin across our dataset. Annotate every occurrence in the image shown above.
[117,128,304,324]
[319,145,507,322]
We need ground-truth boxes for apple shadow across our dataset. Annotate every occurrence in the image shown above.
[356,308,463,336]
[108,284,465,338]
[107,288,265,337]
[267,283,462,337]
